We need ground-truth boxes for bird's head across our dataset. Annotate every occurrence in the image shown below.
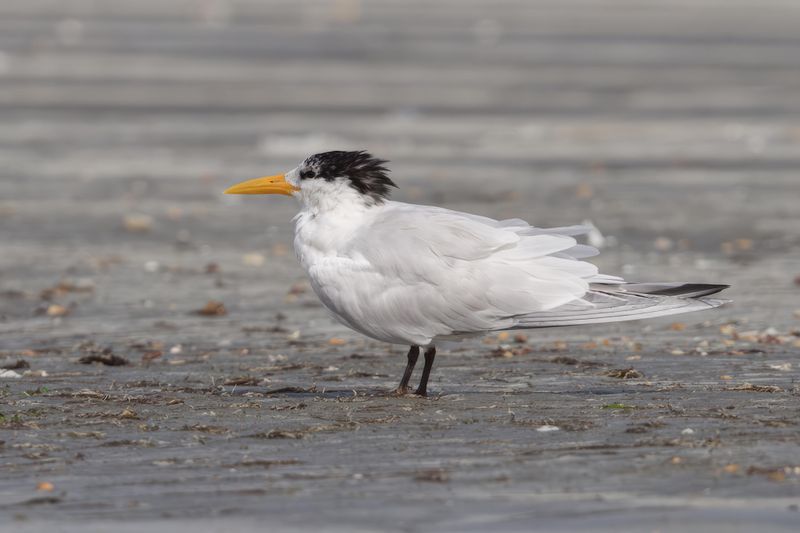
[224,151,396,209]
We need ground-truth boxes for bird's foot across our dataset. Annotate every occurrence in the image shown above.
[391,386,412,396]
[413,387,428,397]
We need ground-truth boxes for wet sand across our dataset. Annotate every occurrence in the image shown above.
[1,1,799,531]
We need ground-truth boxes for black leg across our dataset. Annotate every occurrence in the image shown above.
[394,345,419,395]
[414,346,436,397]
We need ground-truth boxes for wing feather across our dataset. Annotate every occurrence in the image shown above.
[330,202,605,343]
[306,202,726,345]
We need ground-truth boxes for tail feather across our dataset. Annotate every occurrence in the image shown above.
[595,282,729,298]
[511,285,730,329]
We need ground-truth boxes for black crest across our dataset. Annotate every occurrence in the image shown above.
[301,151,397,202]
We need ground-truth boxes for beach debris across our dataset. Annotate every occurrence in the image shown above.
[726,383,782,393]
[414,469,449,483]
[258,429,304,440]
[1,360,30,370]
[195,300,227,316]
[40,278,94,300]
[242,253,265,267]
[78,350,129,366]
[602,403,636,410]
[119,408,139,419]
[746,466,798,483]
[721,238,754,254]
[182,424,229,435]
[575,183,593,199]
[768,363,792,372]
[654,237,673,252]
[271,243,290,256]
[605,368,643,379]
[287,282,308,295]
[550,355,602,367]
[223,376,261,386]
[141,350,162,364]
[490,344,532,358]
[46,304,70,317]
[123,213,153,233]
[722,464,741,474]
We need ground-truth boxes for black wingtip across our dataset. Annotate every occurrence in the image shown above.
[648,283,730,297]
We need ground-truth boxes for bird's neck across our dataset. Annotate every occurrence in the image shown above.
[296,182,378,218]
[293,195,381,267]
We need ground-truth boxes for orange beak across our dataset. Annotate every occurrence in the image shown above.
[223,174,299,196]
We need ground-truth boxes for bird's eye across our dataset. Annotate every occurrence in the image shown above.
[300,169,315,180]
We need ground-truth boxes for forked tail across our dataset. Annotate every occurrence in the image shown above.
[512,282,730,328]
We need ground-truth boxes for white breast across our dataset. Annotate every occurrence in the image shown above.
[294,203,429,345]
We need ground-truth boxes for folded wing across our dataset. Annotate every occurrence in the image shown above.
[331,202,728,344]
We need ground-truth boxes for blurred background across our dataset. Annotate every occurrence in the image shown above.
[2,0,798,341]
[2,1,800,529]
[0,0,800,329]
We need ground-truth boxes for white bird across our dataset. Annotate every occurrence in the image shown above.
[225,151,728,396]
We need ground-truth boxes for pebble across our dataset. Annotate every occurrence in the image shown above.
[46,304,69,317]
[654,237,674,252]
[242,253,265,267]
[123,214,154,232]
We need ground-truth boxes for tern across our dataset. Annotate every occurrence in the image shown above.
[225,151,728,396]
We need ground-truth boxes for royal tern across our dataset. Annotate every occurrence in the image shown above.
[225,151,728,396]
